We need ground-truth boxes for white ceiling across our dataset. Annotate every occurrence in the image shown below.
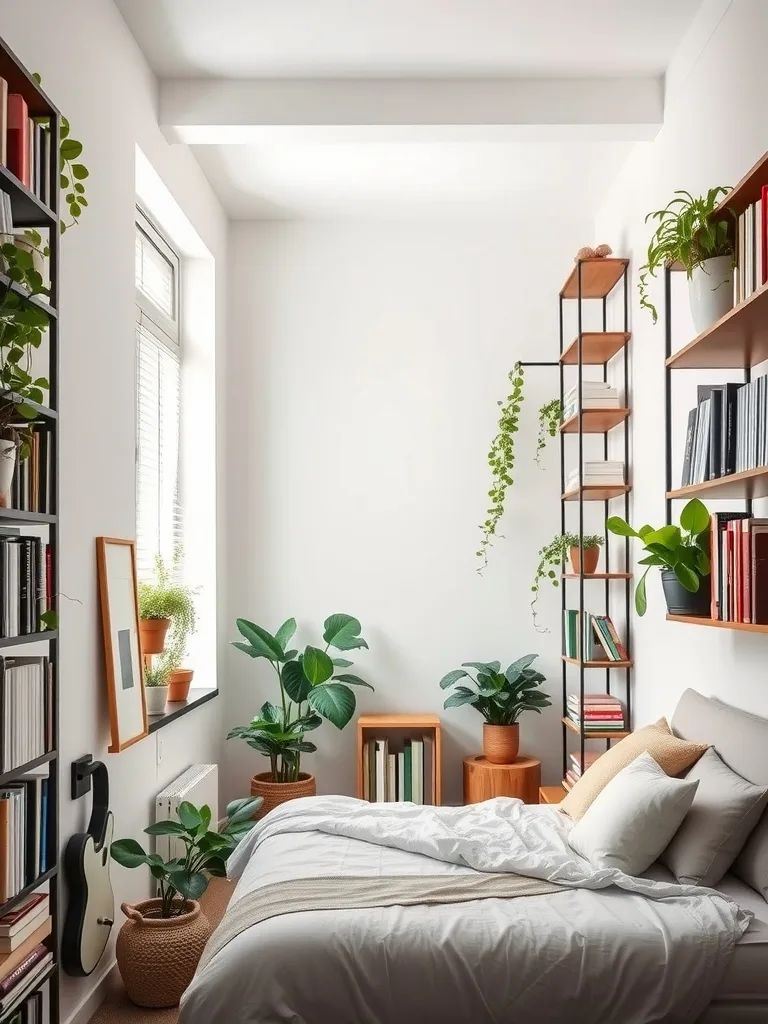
[116,0,700,78]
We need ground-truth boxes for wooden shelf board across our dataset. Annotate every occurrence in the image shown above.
[710,152,768,221]
[562,572,632,580]
[358,713,440,728]
[561,657,633,669]
[560,332,631,366]
[666,614,768,633]
[562,716,631,740]
[667,466,768,501]
[560,408,630,434]
[560,259,629,299]
[562,484,631,502]
[539,785,565,805]
[666,281,768,369]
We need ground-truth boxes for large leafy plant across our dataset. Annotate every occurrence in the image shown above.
[639,187,732,323]
[110,797,262,919]
[228,614,373,783]
[439,655,550,725]
[607,498,710,615]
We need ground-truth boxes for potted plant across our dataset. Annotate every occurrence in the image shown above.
[143,659,170,715]
[439,655,550,764]
[137,550,196,656]
[164,602,197,703]
[110,796,261,1008]
[228,613,373,817]
[607,498,711,616]
[530,533,604,630]
[639,187,734,331]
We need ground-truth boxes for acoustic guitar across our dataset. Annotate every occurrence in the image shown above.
[62,758,114,976]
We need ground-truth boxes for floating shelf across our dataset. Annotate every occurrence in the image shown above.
[562,572,632,580]
[0,273,57,319]
[666,614,768,633]
[147,688,219,734]
[710,152,768,222]
[0,630,57,649]
[0,164,56,227]
[0,392,56,421]
[666,281,768,369]
[667,465,768,501]
[562,484,631,502]
[562,716,631,740]
[560,408,630,434]
[0,866,58,919]
[0,508,55,524]
[560,258,629,300]
[0,750,56,787]
[560,332,631,366]
[561,656,633,669]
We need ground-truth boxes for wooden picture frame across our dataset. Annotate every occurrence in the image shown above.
[96,538,148,752]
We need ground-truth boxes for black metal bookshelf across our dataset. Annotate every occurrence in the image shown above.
[521,257,633,793]
[0,36,60,1023]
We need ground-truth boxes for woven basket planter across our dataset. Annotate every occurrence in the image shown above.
[251,772,316,820]
[483,723,520,765]
[116,898,211,1008]
[139,617,170,655]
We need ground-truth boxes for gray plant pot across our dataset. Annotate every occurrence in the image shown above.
[660,569,710,617]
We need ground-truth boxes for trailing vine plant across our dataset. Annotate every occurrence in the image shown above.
[535,398,562,467]
[530,532,603,631]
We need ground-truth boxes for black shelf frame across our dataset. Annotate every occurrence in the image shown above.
[520,260,632,790]
[0,35,60,1022]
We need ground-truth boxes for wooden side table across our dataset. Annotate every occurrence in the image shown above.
[539,785,566,806]
[463,755,541,805]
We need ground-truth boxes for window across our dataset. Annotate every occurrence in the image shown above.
[135,209,182,580]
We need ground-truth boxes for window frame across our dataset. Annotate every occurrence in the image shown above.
[135,206,180,353]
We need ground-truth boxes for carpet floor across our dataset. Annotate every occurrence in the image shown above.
[88,878,234,1023]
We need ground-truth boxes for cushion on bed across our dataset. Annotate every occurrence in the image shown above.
[660,747,768,886]
[568,751,699,875]
[560,717,708,820]
[671,689,768,900]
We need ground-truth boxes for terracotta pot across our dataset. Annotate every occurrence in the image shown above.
[139,617,170,655]
[168,668,194,702]
[569,545,600,576]
[483,723,520,765]
[250,771,316,820]
[116,898,211,1008]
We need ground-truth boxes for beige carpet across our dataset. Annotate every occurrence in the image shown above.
[88,878,234,1023]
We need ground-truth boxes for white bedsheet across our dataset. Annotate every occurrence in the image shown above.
[180,796,751,1024]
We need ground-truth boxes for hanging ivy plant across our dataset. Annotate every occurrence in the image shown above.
[530,532,603,631]
[535,398,562,467]
[477,362,525,572]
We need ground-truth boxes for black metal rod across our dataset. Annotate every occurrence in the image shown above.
[559,296,567,785]
[623,265,631,733]
[577,262,585,775]
[664,266,672,527]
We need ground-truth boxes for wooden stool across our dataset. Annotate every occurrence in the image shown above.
[463,755,541,805]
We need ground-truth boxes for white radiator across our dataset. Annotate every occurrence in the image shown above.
[154,764,219,860]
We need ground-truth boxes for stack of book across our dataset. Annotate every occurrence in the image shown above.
[0,894,51,1019]
[0,533,52,638]
[10,430,53,515]
[0,776,50,901]
[565,693,626,734]
[362,736,434,804]
[709,512,768,623]
[562,380,620,421]
[563,611,629,662]
[680,379,768,487]
[734,190,768,305]
[0,657,53,773]
[0,82,52,205]
[563,750,601,790]
[565,461,624,491]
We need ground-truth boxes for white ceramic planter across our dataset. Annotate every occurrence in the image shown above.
[688,256,733,334]
[0,440,17,508]
[145,686,168,716]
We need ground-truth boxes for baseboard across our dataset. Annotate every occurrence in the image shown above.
[66,959,118,1024]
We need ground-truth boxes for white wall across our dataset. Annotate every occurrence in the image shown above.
[595,0,768,724]
[0,3,227,1021]
[223,216,593,807]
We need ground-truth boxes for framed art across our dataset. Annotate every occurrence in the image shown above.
[96,538,148,752]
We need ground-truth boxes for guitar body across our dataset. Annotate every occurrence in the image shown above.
[62,762,115,977]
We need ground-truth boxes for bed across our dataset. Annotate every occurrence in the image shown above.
[180,690,768,1024]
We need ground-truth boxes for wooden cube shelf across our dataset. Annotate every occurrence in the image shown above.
[356,714,442,805]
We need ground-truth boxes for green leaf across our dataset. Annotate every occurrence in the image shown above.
[282,659,312,702]
[635,569,649,616]
[235,619,284,660]
[679,498,710,535]
[177,801,202,832]
[259,702,282,725]
[332,673,373,690]
[461,661,501,673]
[110,838,149,868]
[307,682,356,729]
[169,870,208,902]
[606,517,638,538]
[143,820,188,836]
[60,174,68,189]
[643,525,681,549]
[504,654,538,681]
[198,804,212,834]
[443,688,477,709]
[439,668,469,689]
[302,646,334,685]
[60,139,83,160]
[331,658,353,668]
[231,640,260,659]
[71,162,89,179]
[275,618,297,650]
[674,562,700,593]
[226,797,262,824]
[74,182,85,194]
[40,610,57,630]
[322,613,368,651]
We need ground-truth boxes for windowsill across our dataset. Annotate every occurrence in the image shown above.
[147,687,219,734]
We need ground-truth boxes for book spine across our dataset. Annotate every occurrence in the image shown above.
[6,95,29,188]
[0,942,47,995]
[743,521,752,624]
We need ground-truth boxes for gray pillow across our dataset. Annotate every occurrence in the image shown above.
[660,747,768,887]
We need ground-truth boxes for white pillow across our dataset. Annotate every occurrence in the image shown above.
[568,751,699,876]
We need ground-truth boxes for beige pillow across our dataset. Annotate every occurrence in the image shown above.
[560,718,708,820]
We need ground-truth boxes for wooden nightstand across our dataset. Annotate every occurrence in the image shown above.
[539,785,566,805]
[463,755,541,805]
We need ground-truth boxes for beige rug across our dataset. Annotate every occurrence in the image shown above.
[88,878,234,1023]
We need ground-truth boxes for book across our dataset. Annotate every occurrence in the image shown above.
[403,741,412,802]
[0,951,52,1014]
[411,738,424,804]
[0,921,50,983]
[680,408,696,487]
[6,95,29,188]
[0,904,47,954]
[0,895,47,937]
[422,733,434,806]
[362,739,371,800]
[752,527,768,625]
[762,186,768,289]
[397,752,405,802]
[0,79,7,168]
[374,740,387,802]
[710,513,750,620]
[386,754,397,802]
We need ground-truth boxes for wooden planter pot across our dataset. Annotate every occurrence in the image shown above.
[250,772,316,820]
[569,545,600,576]
[116,898,211,1008]
[483,723,520,765]
[139,617,170,655]
[168,668,194,702]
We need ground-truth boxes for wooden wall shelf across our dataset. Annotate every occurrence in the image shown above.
[561,656,633,669]
[560,259,628,299]
[356,714,442,805]
[560,332,630,366]
[562,484,631,502]
[711,152,768,221]
[560,409,630,434]
[562,572,632,580]
[666,614,768,633]
[667,465,768,501]
[562,716,631,740]
[666,281,768,369]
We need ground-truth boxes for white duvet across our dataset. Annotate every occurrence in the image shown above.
[180,796,751,1024]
